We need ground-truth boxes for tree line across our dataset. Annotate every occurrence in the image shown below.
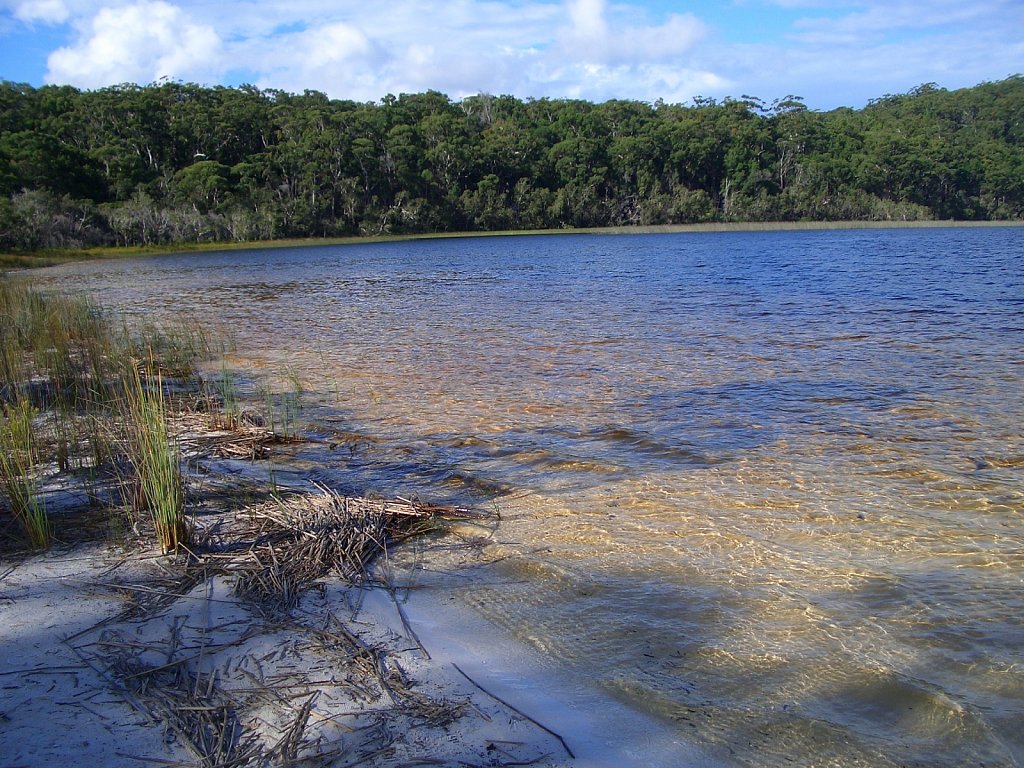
[1,76,1022,250]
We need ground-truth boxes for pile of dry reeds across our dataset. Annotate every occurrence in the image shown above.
[107,649,260,768]
[222,488,476,613]
[172,408,290,462]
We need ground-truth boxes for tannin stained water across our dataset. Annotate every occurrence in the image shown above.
[39,228,1024,766]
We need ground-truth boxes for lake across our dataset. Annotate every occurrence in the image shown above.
[39,227,1024,766]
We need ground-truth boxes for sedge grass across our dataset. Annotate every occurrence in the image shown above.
[0,322,24,401]
[128,318,213,382]
[255,382,302,442]
[0,282,36,400]
[0,281,120,410]
[120,361,187,554]
[0,398,50,548]
[213,359,240,429]
[1,279,206,553]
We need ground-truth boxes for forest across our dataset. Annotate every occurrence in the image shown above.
[1,75,1022,250]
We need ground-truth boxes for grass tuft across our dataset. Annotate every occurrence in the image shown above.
[121,361,187,555]
[0,278,256,554]
[0,398,50,548]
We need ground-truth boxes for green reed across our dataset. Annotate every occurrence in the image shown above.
[120,362,187,554]
[0,278,272,554]
[255,373,305,442]
[0,398,50,548]
[0,325,24,402]
[0,280,118,409]
[0,282,34,400]
[1,278,203,552]
[129,318,211,381]
[213,359,240,429]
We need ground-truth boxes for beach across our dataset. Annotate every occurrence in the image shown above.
[0,443,722,768]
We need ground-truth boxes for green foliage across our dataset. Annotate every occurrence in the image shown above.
[0,397,50,548]
[0,279,115,407]
[0,76,1022,249]
[256,376,303,442]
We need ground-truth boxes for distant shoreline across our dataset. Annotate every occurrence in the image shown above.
[4,219,1022,271]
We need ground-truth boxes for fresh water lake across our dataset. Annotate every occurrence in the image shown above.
[39,226,1024,766]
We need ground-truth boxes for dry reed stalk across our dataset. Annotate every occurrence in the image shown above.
[263,693,316,764]
[114,561,214,618]
[105,643,261,767]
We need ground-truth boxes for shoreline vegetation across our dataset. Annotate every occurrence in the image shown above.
[0,277,487,563]
[2,77,1022,258]
[3,218,1022,271]
[2,281,588,766]
[0,279,487,552]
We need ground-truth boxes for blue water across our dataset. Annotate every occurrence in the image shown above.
[41,226,1024,766]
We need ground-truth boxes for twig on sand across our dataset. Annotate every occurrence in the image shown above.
[451,662,576,760]
[387,584,432,660]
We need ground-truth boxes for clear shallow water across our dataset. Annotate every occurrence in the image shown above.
[40,228,1024,766]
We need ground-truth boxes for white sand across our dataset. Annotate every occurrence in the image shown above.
[1,534,723,767]
[0,544,180,767]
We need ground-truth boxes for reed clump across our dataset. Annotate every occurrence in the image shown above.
[0,397,50,548]
[120,362,187,554]
[0,278,204,552]
[0,280,113,407]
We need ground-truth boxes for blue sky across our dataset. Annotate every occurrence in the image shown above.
[1,0,1021,109]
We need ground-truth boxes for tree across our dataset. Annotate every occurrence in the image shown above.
[1,77,1022,249]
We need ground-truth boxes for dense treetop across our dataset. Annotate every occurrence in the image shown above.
[1,76,1022,249]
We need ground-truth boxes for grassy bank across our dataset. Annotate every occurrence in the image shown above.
[0,277,454,556]
[4,219,1021,272]
[0,279,213,552]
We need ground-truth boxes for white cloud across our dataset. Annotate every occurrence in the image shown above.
[202,0,712,102]
[538,61,730,103]
[772,1,1023,106]
[14,0,70,23]
[304,22,373,69]
[785,0,1016,43]
[45,0,222,87]
[235,21,386,98]
[560,0,707,66]
[13,0,1020,108]
[704,1,1024,108]
[567,0,606,41]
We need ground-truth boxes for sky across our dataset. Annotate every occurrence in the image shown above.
[0,0,1021,110]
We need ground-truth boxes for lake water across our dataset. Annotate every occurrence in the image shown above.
[39,227,1024,766]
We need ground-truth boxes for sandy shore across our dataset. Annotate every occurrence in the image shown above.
[1,535,721,767]
[1,532,571,766]
[1,440,722,768]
